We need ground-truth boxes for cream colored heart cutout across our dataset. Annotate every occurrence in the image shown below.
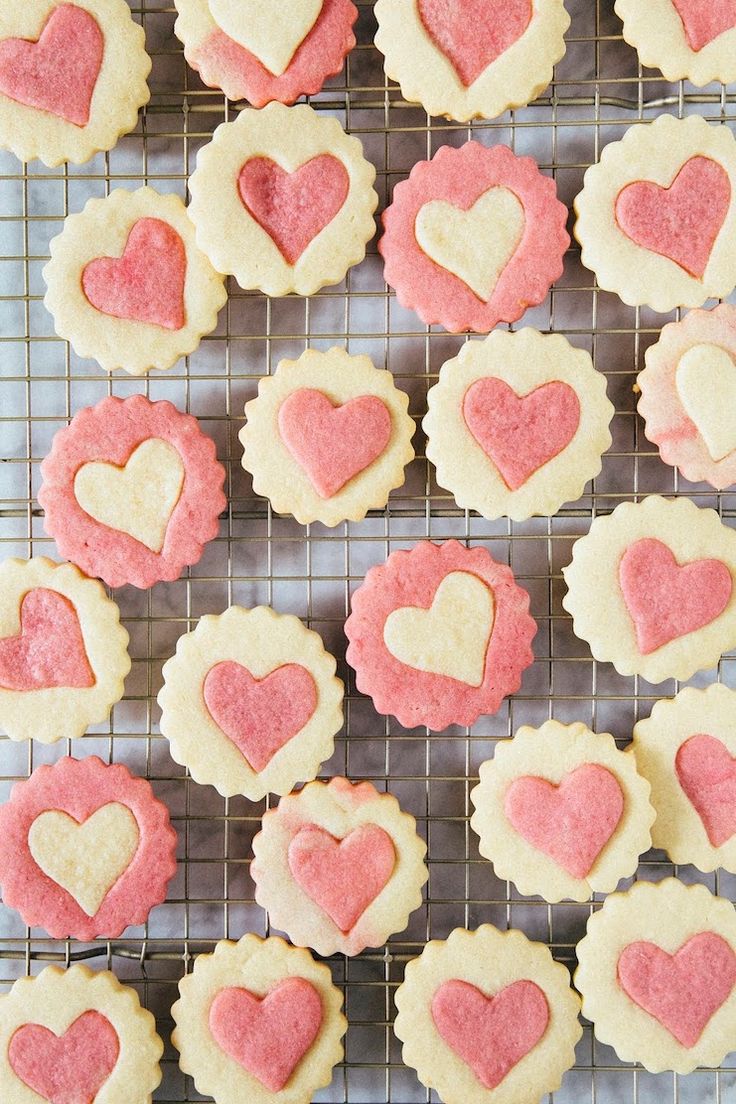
[28,804,140,916]
[676,343,736,463]
[207,0,323,74]
[414,187,525,301]
[74,438,185,553]
[383,571,495,686]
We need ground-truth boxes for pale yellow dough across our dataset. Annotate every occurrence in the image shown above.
[615,0,736,86]
[207,0,322,72]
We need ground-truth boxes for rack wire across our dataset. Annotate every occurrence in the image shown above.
[1,0,736,1100]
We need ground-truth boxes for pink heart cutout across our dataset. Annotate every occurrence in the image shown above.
[0,588,94,691]
[619,538,732,655]
[237,155,350,265]
[82,218,187,331]
[615,156,731,279]
[672,0,736,51]
[0,4,103,127]
[278,388,393,498]
[288,823,396,932]
[417,0,532,86]
[203,660,317,773]
[462,377,580,491]
[618,931,736,1047]
[431,978,549,1089]
[504,763,625,880]
[209,978,322,1092]
[9,1010,119,1104]
[676,733,736,847]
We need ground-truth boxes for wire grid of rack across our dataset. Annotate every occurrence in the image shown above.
[1,0,736,1100]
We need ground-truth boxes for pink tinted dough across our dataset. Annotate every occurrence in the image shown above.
[617,931,736,1047]
[618,537,732,655]
[672,0,736,51]
[288,823,396,932]
[237,155,350,265]
[209,978,322,1092]
[431,979,549,1090]
[9,1011,119,1104]
[0,4,103,127]
[81,218,187,331]
[504,763,625,880]
[417,0,532,85]
[0,588,94,692]
[614,157,731,279]
[203,660,317,773]
[676,733,736,847]
[462,377,580,491]
[278,388,393,498]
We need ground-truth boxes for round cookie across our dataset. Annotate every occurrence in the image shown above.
[380,141,569,333]
[0,556,130,743]
[0,756,177,940]
[38,395,226,590]
[424,329,613,519]
[345,539,537,731]
[574,114,736,313]
[562,495,736,683]
[172,934,346,1104]
[394,924,582,1104]
[374,0,570,123]
[0,964,162,1104]
[575,878,736,1074]
[240,347,416,526]
[43,187,227,375]
[188,102,378,297]
[251,777,427,957]
[158,605,344,801]
[615,0,736,86]
[470,720,654,902]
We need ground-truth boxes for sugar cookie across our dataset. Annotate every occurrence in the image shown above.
[615,0,736,86]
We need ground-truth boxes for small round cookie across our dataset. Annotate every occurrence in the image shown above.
[637,304,736,491]
[0,964,162,1104]
[0,0,150,166]
[0,756,177,940]
[575,878,736,1073]
[172,934,346,1104]
[574,114,736,313]
[470,721,654,903]
[174,0,357,107]
[394,925,582,1104]
[43,187,227,375]
[562,495,736,683]
[240,347,415,526]
[158,605,343,801]
[38,395,226,590]
[345,540,536,731]
[615,0,736,86]
[424,329,613,520]
[375,0,570,123]
[251,777,427,957]
[0,556,130,743]
[188,102,378,297]
[380,142,569,333]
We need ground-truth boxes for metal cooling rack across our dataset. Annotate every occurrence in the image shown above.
[2,0,736,1100]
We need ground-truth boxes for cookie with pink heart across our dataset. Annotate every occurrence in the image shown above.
[38,394,226,589]
[0,0,150,166]
[575,114,736,313]
[172,934,345,1104]
[576,878,736,1073]
[380,141,569,333]
[615,0,736,86]
[374,0,569,122]
[345,539,536,731]
[158,604,343,802]
[188,101,377,297]
[252,777,427,956]
[0,756,177,939]
[0,964,163,1104]
[394,924,581,1104]
[43,186,227,375]
[240,347,415,526]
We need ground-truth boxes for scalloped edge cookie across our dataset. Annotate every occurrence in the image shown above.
[615,0,736,86]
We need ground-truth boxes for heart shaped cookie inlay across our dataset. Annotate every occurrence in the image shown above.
[0,588,94,692]
[417,0,533,86]
[676,343,736,462]
[671,0,736,51]
[676,733,736,847]
[9,1011,120,1104]
[207,0,323,75]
